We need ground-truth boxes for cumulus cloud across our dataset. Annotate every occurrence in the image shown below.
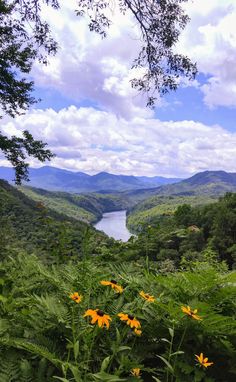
[179,0,236,108]
[29,0,236,112]
[1,106,236,177]
[31,0,156,119]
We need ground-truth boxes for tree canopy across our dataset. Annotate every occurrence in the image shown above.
[0,0,197,183]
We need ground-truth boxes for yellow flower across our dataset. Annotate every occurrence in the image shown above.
[139,290,155,302]
[181,305,202,320]
[195,353,213,368]
[118,313,141,329]
[69,292,82,303]
[84,309,111,329]
[134,328,142,336]
[131,368,141,377]
[100,279,123,293]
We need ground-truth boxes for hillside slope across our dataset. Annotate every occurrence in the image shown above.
[126,171,236,231]
[0,180,107,260]
[20,186,129,223]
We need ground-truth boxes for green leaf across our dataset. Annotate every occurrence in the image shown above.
[92,371,126,381]
[161,338,171,345]
[170,351,184,357]
[168,327,174,338]
[156,356,174,374]
[74,340,79,360]
[101,356,111,372]
[152,377,162,382]
[69,365,82,382]
[117,346,131,352]
[53,378,71,382]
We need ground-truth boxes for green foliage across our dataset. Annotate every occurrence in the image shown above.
[0,179,107,261]
[20,186,128,224]
[127,195,217,232]
[127,193,236,268]
[0,131,54,184]
[1,185,236,380]
[0,254,235,381]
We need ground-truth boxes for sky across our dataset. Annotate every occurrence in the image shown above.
[1,0,236,178]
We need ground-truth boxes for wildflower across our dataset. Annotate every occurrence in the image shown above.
[84,309,111,329]
[139,290,155,302]
[100,279,123,293]
[69,292,82,303]
[134,328,142,336]
[195,353,213,368]
[118,313,141,329]
[131,368,141,377]
[181,305,202,320]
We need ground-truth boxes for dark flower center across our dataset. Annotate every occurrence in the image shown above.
[97,310,105,316]
[110,279,117,284]
[128,314,134,320]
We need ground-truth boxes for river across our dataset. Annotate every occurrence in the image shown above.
[94,210,132,242]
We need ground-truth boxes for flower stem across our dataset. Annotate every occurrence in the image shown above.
[171,326,187,382]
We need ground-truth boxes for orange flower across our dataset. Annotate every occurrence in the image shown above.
[69,292,82,303]
[139,290,155,302]
[118,313,141,329]
[181,305,202,320]
[134,328,142,336]
[100,280,123,293]
[131,368,141,377]
[195,353,213,368]
[84,309,111,329]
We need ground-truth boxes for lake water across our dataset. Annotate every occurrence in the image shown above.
[94,210,132,242]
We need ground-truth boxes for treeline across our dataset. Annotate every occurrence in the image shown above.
[131,193,236,269]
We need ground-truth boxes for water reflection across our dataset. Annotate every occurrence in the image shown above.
[94,210,132,242]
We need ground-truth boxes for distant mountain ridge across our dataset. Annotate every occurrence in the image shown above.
[0,166,182,193]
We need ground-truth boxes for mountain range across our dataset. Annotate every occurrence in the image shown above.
[0,166,181,193]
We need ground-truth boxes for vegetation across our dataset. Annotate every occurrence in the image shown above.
[0,180,108,261]
[0,252,235,381]
[20,186,129,224]
[0,180,236,381]
[126,195,218,232]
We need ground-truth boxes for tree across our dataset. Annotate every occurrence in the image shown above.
[0,0,197,182]
[0,130,54,184]
[76,0,197,106]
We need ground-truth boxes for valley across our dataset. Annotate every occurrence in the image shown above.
[1,167,236,382]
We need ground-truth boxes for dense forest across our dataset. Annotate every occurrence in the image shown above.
[0,180,236,381]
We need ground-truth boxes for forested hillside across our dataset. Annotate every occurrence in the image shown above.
[20,186,129,224]
[0,187,236,381]
[0,180,108,262]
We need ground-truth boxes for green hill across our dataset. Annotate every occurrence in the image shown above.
[0,180,107,261]
[19,186,129,224]
[125,171,236,231]
[127,194,218,232]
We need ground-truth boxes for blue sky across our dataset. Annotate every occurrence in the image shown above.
[1,0,236,177]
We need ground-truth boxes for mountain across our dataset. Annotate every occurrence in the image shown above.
[0,166,182,192]
[125,170,236,231]
[125,170,236,201]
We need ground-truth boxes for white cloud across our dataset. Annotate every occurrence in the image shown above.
[1,106,236,177]
[179,0,236,108]
[29,0,236,112]
[31,0,156,119]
